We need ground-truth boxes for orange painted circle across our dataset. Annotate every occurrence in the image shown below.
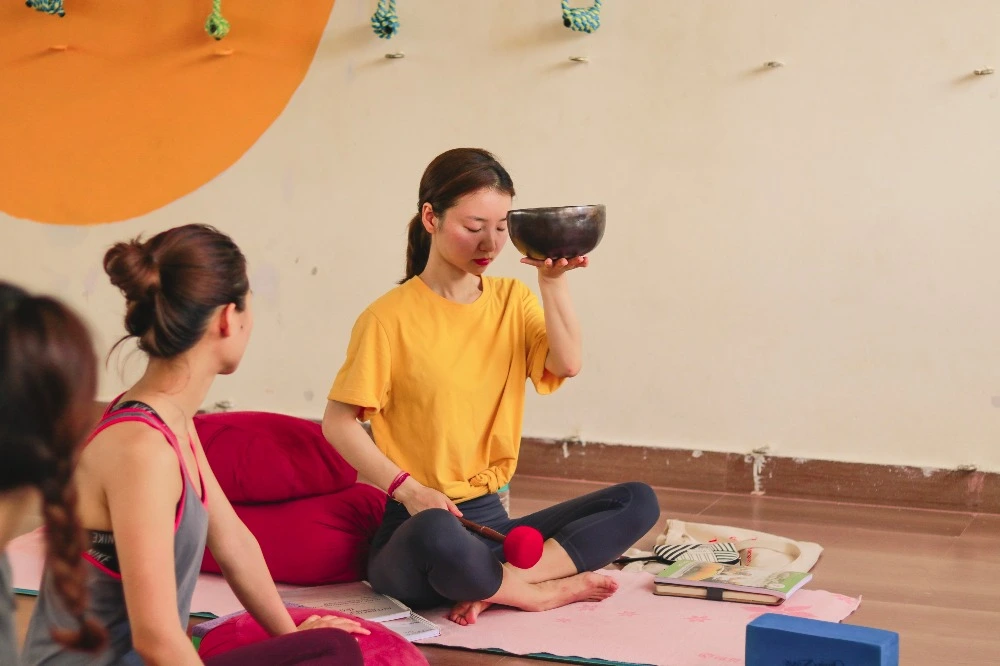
[0,0,336,225]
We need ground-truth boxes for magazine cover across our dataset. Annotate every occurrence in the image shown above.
[654,561,812,597]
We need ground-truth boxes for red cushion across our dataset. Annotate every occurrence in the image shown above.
[194,411,358,503]
[197,606,429,665]
[201,484,387,585]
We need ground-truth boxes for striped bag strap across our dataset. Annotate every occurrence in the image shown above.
[653,542,742,565]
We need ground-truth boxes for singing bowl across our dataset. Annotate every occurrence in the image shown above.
[507,204,606,260]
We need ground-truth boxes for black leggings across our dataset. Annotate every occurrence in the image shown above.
[367,481,660,609]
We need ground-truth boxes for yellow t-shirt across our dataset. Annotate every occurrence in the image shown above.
[328,275,565,503]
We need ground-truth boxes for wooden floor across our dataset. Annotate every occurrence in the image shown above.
[13,476,999,665]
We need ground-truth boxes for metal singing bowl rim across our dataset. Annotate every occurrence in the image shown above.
[508,204,605,215]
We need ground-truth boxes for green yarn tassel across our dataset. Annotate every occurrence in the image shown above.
[205,0,230,40]
[26,0,65,18]
[562,0,602,34]
[371,0,399,39]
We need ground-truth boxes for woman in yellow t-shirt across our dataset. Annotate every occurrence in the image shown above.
[323,148,660,625]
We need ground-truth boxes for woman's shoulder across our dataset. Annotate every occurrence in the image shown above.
[357,281,415,327]
[84,422,180,483]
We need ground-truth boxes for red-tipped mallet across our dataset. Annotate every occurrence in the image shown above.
[458,517,544,569]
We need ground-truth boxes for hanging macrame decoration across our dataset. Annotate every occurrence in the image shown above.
[205,0,231,40]
[562,0,603,34]
[371,0,399,39]
[26,0,65,18]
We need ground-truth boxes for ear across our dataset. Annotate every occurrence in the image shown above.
[217,303,238,338]
[421,202,437,235]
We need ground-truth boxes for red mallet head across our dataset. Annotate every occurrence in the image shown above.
[504,525,544,569]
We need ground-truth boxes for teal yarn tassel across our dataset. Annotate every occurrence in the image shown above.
[371,0,399,39]
[562,0,602,34]
[26,0,65,18]
[205,0,230,40]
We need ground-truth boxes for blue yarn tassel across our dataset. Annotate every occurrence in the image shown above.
[26,0,65,17]
[371,0,399,39]
[562,0,602,34]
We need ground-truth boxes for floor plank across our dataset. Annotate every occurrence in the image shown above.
[697,493,974,537]
[847,600,1000,665]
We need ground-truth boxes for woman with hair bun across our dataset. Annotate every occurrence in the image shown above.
[23,224,368,665]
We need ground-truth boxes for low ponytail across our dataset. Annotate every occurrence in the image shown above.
[400,212,431,284]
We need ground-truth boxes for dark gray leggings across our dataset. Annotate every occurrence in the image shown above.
[367,481,660,609]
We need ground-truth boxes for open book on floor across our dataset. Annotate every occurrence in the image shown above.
[653,561,812,606]
[279,581,411,622]
[279,581,441,641]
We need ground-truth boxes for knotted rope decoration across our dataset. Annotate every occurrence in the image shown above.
[26,0,65,17]
[205,0,230,40]
[371,0,399,39]
[561,0,602,34]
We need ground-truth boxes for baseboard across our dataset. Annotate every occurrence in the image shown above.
[516,437,1000,514]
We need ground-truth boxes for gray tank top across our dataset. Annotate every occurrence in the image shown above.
[1,551,19,665]
[21,401,209,665]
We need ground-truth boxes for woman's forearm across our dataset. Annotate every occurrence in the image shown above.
[537,275,582,377]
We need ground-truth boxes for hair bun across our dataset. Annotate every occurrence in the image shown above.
[103,239,160,303]
[104,224,249,360]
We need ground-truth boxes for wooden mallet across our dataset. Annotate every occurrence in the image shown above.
[458,517,544,569]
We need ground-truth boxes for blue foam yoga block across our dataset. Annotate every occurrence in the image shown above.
[746,614,899,666]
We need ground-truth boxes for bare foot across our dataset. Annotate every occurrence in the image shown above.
[448,599,493,626]
[531,572,619,611]
[448,572,619,626]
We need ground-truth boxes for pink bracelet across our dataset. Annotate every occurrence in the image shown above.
[387,471,410,499]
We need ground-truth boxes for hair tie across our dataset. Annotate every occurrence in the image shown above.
[0,285,30,318]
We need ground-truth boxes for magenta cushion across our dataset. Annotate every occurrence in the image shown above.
[197,606,429,665]
[194,411,358,504]
[201,484,386,585]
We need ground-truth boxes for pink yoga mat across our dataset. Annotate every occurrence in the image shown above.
[414,570,861,666]
[7,528,293,617]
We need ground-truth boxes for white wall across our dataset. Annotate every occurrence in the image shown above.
[2,0,999,471]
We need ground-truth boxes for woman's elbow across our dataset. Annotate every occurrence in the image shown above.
[544,354,581,379]
[322,419,353,453]
[132,639,163,664]
[557,360,581,378]
[211,524,262,573]
[132,628,187,665]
